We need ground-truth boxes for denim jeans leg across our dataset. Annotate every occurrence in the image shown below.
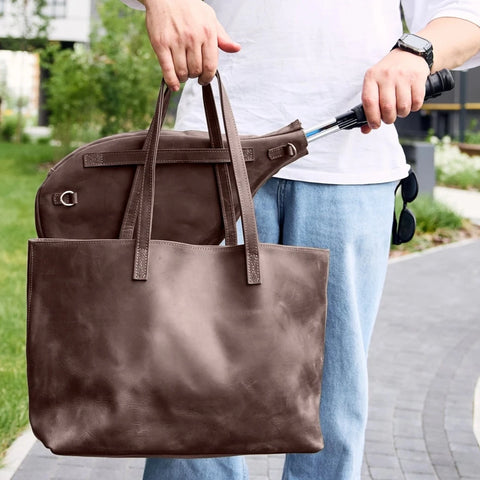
[143,456,248,480]
[253,178,396,480]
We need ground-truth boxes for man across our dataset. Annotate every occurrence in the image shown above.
[121,1,480,478]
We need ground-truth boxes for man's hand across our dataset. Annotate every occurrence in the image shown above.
[360,17,480,134]
[142,0,241,91]
[360,48,430,134]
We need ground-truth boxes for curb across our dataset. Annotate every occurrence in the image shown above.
[475,377,480,449]
[389,237,480,264]
[0,427,36,480]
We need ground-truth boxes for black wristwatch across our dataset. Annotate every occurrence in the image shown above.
[393,33,434,71]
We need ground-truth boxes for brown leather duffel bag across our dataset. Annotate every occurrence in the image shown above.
[35,78,308,245]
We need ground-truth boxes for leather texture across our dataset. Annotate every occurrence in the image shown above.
[27,74,329,457]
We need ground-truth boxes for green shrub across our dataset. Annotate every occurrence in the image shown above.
[0,116,32,143]
[437,168,480,190]
[410,195,463,233]
[0,117,18,142]
[464,131,480,144]
[432,136,480,191]
[465,119,480,144]
[36,136,51,145]
[392,194,467,254]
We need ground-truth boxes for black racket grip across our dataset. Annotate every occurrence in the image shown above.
[424,68,455,100]
[344,69,455,128]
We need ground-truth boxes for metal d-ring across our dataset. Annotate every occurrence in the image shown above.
[60,190,76,207]
[286,142,297,157]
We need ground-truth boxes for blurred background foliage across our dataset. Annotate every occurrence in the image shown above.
[42,0,163,147]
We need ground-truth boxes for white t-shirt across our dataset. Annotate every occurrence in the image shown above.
[122,0,480,185]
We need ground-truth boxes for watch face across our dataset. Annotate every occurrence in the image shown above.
[402,34,430,52]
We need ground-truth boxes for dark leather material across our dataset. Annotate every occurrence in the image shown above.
[27,74,329,457]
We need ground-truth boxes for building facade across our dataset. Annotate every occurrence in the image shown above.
[0,0,94,44]
[0,0,95,125]
[396,69,480,141]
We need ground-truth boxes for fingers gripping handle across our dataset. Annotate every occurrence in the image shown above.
[340,69,455,129]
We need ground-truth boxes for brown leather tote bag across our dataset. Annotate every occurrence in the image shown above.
[27,74,329,457]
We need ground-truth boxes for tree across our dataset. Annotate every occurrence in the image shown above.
[42,43,102,147]
[44,0,163,146]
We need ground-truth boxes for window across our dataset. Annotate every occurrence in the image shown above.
[0,0,5,16]
[44,0,67,18]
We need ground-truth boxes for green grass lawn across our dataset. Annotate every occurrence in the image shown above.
[0,142,63,458]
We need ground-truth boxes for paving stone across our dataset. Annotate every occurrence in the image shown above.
[432,464,460,479]
[51,464,91,480]
[366,453,399,469]
[246,456,268,475]
[361,460,371,475]
[403,473,437,480]
[449,442,480,453]
[367,419,394,433]
[11,454,58,479]
[428,452,456,467]
[394,437,427,452]
[268,468,283,480]
[87,467,139,480]
[365,429,394,443]
[267,455,285,470]
[369,466,403,480]
[127,467,146,479]
[29,441,55,457]
[368,407,394,422]
[365,440,395,456]
[394,422,424,439]
[395,449,431,463]
[93,457,144,469]
[399,459,435,475]
[455,458,480,478]
[424,438,451,457]
[57,456,93,467]
[12,462,57,480]
[394,409,422,424]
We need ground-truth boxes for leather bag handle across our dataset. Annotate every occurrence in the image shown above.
[142,86,172,153]
[133,73,261,285]
[202,83,238,246]
[119,80,237,243]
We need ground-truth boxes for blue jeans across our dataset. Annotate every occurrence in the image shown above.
[143,178,396,480]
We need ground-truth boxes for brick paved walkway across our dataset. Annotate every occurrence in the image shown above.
[362,240,480,480]
[7,240,480,480]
